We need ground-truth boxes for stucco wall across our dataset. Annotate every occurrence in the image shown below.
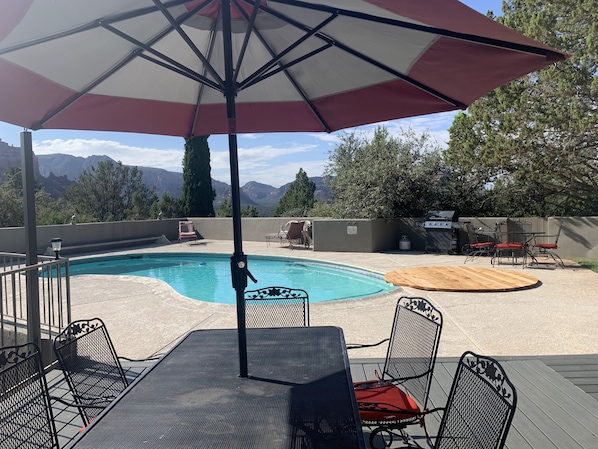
[0,216,597,259]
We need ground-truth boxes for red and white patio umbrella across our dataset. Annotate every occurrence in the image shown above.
[0,0,566,376]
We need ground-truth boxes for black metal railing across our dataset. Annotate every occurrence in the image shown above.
[1,252,71,348]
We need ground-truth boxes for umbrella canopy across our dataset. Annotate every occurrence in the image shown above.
[0,0,565,135]
[0,0,566,377]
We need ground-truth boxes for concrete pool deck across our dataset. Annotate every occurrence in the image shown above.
[67,240,598,360]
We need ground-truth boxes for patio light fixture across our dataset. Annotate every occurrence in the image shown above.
[50,238,62,260]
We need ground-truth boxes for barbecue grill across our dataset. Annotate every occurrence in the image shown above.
[424,211,460,253]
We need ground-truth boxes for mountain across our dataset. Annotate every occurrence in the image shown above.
[0,138,40,177]
[40,172,73,197]
[36,154,182,198]
[37,154,111,179]
[3,149,330,212]
[243,181,280,207]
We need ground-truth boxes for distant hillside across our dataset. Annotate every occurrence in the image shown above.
[0,138,40,177]
[37,154,184,199]
[2,147,330,213]
[37,154,111,179]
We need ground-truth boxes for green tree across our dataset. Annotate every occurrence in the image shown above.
[63,160,152,222]
[217,196,232,217]
[150,191,182,219]
[0,167,65,226]
[0,168,24,227]
[181,135,215,217]
[273,168,316,217]
[325,127,444,218]
[242,205,260,217]
[444,0,598,216]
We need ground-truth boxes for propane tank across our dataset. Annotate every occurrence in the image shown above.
[399,235,411,251]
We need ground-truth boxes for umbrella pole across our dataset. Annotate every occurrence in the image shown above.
[222,0,248,378]
[21,131,42,351]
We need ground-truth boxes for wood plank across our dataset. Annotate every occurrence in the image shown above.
[504,360,593,449]
[384,266,539,292]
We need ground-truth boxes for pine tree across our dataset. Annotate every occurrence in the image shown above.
[181,135,215,217]
[273,168,316,217]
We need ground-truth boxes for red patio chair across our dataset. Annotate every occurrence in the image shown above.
[532,219,565,268]
[351,296,443,449]
[492,219,528,267]
[462,222,495,263]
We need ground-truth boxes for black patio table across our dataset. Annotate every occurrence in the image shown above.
[66,326,365,449]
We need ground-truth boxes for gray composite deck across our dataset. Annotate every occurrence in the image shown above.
[47,361,149,449]
[49,356,598,448]
[350,356,598,449]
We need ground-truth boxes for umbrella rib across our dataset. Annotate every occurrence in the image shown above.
[31,3,222,129]
[251,1,465,108]
[134,52,219,90]
[232,0,263,85]
[232,1,332,131]
[333,39,465,108]
[242,43,332,90]
[0,0,195,57]
[238,12,337,90]
[268,0,564,60]
[190,4,223,136]
[100,22,222,92]
[152,0,225,89]
[31,51,142,130]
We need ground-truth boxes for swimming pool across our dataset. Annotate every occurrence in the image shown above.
[66,253,396,304]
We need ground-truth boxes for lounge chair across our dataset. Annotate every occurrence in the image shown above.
[265,220,307,249]
[178,220,198,244]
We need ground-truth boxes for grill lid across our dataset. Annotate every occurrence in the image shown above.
[426,210,457,221]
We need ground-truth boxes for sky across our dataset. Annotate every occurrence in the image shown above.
[0,1,504,188]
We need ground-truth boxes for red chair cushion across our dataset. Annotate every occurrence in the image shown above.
[496,242,524,249]
[354,381,420,423]
[534,243,557,249]
[471,242,494,249]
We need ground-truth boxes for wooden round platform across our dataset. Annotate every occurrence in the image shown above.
[384,266,539,292]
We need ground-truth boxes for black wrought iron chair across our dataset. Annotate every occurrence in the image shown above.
[351,296,443,449]
[245,286,310,327]
[462,222,495,263]
[404,351,517,449]
[492,219,529,267]
[1,342,60,449]
[53,318,157,426]
[532,219,565,268]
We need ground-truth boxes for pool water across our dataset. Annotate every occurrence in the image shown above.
[66,253,396,304]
